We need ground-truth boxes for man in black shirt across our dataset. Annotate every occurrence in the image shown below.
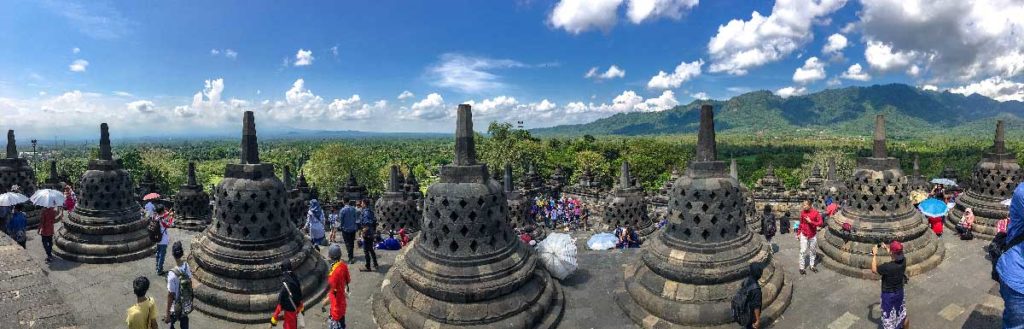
[871,241,909,329]
[747,263,763,329]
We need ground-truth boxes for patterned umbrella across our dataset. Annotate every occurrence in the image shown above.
[0,192,29,207]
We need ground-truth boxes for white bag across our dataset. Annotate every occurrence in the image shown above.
[537,233,578,280]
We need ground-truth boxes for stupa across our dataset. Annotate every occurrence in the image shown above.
[563,167,604,208]
[651,166,681,208]
[373,105,564,328]
[948,121,1021,239]
[941,166,961,187]
[404,168,422,200]
[338,172,368,202]
[821,157,847,198]
[818,115,945,279]
[137,171,159,202]
[54,123,155,263]
[293,171,316,225]
[0,130,39,228]
[548,166,567,195]
[602,161,656,237]
[187,111,327,323]
[172,162,211,231]
[376,165,420,233]
[801,164,826,193]
[616,105,792,327]
[41,160,63,190]
[522,163,545,197]
[908,155,930,192]
[754,164,785,195]
[734,159,761,233]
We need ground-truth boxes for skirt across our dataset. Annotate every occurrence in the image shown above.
[881,289,907,329]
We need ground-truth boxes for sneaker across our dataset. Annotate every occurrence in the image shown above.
[799,269,806,275]
[810,267,819,273]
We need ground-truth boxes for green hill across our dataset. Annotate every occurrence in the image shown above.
[531,84,1024,138]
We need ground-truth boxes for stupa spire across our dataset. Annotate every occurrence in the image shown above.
[620,161,632,188]
[48,160,58,181]
[99,123,112,161]
[283,165,293,188]
[187,162,197,186]
[6,130,16,159]
[240,111,259,164]
[872,114,887,158]
[913,155,921,177]
[730,159,738,180]
[387,165,401,193]
[995,120,1006,154]
[504,163,514,193]
[695,105,717,162]
[827,158,837,180]
[454,104,477,166]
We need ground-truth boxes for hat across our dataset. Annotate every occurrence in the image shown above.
[328,244,342,261]
[889,241,904,255]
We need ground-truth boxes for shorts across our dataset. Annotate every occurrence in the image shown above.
[327,316,346,329]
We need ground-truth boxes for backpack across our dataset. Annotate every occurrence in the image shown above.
[13,229,26,244]
[762,214,776,236]
[170,267,194,317]
[990,233,1024,282]
[731,280,758,326]
[147,218,163,243]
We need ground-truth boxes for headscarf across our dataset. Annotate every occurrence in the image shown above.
[308,199,324,222]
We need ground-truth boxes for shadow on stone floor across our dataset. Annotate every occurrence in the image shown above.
[560,268,591,287]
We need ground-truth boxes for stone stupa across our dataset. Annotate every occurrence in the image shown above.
[522,163,545,197]
[947,121,1022,239]
[187,111,327,323]
[137,171,159,202]
[818,115,945,279]
[54,123,155,263]
[172,162,211,231]
[801,164,826,193]
[602,161,657,237]
[616,105,792,327]
[41,160,63,190]
[548,166,567,195]
[404,167,422,201]
[376,165,420,234]
[372,104,564,328]
[908,155,930,192]
[338,172,368,202]
[821,157,847,198]
[734,159,761,233]
[0,130,39,228]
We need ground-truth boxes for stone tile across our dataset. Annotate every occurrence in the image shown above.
[827,312,861,329]
[939,303,965,321]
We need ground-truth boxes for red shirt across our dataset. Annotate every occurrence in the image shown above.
[798,209,823,238]
[327,261,351,320]
[39,208,57,236]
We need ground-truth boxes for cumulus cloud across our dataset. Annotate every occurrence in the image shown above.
[112,91,134,97]
[69,59,89,72]
[427,53,533,93]
[691,92,710,100]
[407,93,449,120]
[549,0,697,34]
[822,33,848,58]
[793,57,826,84]
[126,100,155,113]
[949,76,1024,102]
[864,40,915,72]
[330,45,339,57]
[840,63,871,81]
[921,84,939,91]
[626,0,699,24]
[224,49,238,59]
[585,65,626,80]
[397,90,414,100]
[707,0,848,75]
[634,90,679,112]
[647,59,703,89]
[294,49,314,66]
[72,47,80,54]
[775,86,807,98]
[564,90,679,115]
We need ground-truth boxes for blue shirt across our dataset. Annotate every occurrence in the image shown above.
[998,184,1024,294]
[358,207,376,226]
[338,206,359,233]
[6,211,27,235]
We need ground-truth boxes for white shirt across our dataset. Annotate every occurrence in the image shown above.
[158,215,171,245]
[167,263,193,312]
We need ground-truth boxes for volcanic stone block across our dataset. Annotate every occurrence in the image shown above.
[377,165,421,233]
[948,120,1021,240]
[818,115,945,279]
[172,162,211,231]
[603,161,656,237]
[0,130,39,228]
[187,111,327,323]
[54,123,156,264]
[373,104,564,328]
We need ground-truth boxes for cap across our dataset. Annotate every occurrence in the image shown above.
[889,240,904,255]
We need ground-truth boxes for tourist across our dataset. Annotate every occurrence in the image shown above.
[797,200,823,275]
[997,184,1024,327]
[326,205,339,241]
[154,205,173,276]
[871,241,909,329]
[334,199,359,264]
[303,199,327,251]
[778,211,791,235]
[5,204,27,248]
[357,198,379,272]
[733,263,763,329]
[320,244,350,329]
[38,205,57,262]
[398,228,410,247]
[164,241,192,329]
[63,184,77,213]
[0,204,10,237]
[125,276,158,329]
[270,261,304,329]
[761,205,776,246]
[955,208,975,240]
[144,200,156,220]
[616,225,640,248]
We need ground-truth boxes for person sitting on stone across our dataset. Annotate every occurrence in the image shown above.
[955,208,976,239]
[617,226,641,248]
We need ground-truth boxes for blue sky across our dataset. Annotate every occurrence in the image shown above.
[0,0,1022,138]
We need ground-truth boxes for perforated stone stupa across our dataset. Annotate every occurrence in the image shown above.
[172,162,211,231]
[54,123,155,263]
[376,165,420,233]
[822,157,847,198]
[616,105,792,328]
[733,159,760,233]
[948,121,1021,239]
[136,171,159,201]
[504,163,532,230]
[291,171,317,226]
[0,130,39,228]
[372,104,564,328]
[338,172,368,202]
[187,112,327,323]
[818,115,944,279]
[602,161,656,237]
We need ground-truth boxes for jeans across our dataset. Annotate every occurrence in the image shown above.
[156,244,168,273]
[1002,280,1024,329]
[41,235,53,259]
[363,230,378,270]
[799,235,817,271]
[341,231,356,260]
[170,315,189,329]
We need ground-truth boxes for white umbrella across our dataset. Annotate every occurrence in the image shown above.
[0,192,29,206]
[930,178,958,187]
[537,233,578,280]
[30,189,65,208]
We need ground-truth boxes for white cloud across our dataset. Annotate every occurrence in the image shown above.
[564,90,678,115]
[72,47,80,54]
[793,57,826,84]
[634,90,679,112]
[691,92,710,100]
[840,63,871,81]
[840,22,857,34]
[626,0,699,24]
[827,77,842,86]
[427,53,529,93]
[126,100,155,113]
[69,59,89,72]
[210,49,220,56]
[532,99,558,112]
[775,86,807,98]
[294,49,314,66]
[949,76,1024,102]
[549,0,624,34]
[647,59,703,89]
[864,40,915,72]
[224,49,237,59]
[330,46,339,57]
[822,33,848,57]
[921,84,938,91]
[112,91,134,97]
[42,1,134,39]
[707,0,848,75]
[397,90,415,100]
[327,95,379,120]
[585,65,626,80]
[408,93,449,120]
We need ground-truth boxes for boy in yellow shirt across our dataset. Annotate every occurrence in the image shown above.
[126,276,158,329]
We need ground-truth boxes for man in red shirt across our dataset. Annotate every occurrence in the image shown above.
[797,200,824,275]
[321,244,350,329]
[38,206,57,263]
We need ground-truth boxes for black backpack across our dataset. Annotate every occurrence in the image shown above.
[147,219,163,243]
[762,214,777,236]
[990,233,1024,282]
[731,280,758,327]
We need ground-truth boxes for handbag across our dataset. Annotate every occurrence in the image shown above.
[282,282,306,329]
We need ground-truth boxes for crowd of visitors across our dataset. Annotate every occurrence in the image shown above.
[530,195,589,231]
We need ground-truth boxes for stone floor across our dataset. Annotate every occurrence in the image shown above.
[3,222,1007,328]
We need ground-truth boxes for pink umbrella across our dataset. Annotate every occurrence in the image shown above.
[142,193,161,201]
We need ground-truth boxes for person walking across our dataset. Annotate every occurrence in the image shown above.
[333,199,359,264]
[997,184,1024,327]
[164,241,192,329]
[320,244,351,329]
[761,205,776,248]
[872,241,909,329]
[144,200,156,220]
[126,276,158,329]
[271,261,304,329]
[153,205,173,276]
[326,205,339,242]
[6,204,27,248]
[732,263,764,329]
[357,199,379,272]
[38,205,57,262]
[797,200,823,275]
[303,199,327,252]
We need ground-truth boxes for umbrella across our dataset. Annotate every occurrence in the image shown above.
[587,233,619,250]
[142,193,161,201]
[30,189,65,208]
[910,191,928,204]
[1002,199,1013,207]
[930,178,958,187]
[0,192,29,206]
[918,198,950,217]
[537,233,578,280]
